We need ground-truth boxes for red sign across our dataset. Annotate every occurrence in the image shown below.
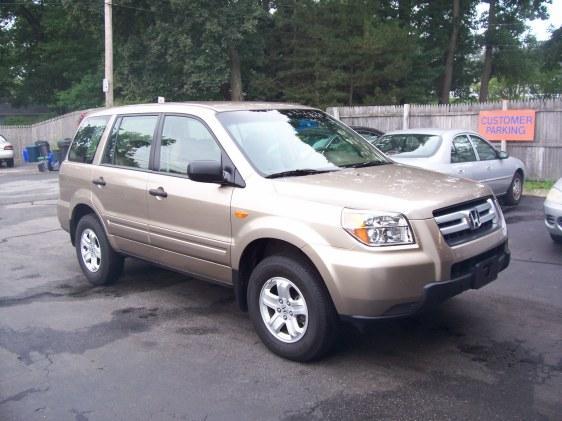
[478,109,535,141]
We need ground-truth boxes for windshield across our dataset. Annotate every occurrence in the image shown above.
[216,109,388,177]
[373,134,442,158]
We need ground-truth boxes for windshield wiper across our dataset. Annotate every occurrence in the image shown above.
[265,169,335,179]
[341,160,389,169]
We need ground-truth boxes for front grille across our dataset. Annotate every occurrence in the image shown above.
[450,243,506,279]
[434,197,498,246]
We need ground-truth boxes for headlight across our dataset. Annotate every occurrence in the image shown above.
[546,187,562,204]
[342,209,415,247]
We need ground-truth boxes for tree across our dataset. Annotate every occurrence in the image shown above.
[0,0,103,110]
[440,0,461,103]
[479,0,551,102]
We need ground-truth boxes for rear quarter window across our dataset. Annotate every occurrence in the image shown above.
[68,116,110,164]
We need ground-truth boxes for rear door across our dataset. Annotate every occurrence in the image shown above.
[92,114,159,258]
[147,114,233,284]
[469,134,512,195]
[450,134,479,180]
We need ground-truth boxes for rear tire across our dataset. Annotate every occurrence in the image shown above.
[551,234,562,245]
[7,159,14,168]
[75,214,124,286]
[504,172,523,206]
[247,254,338,362]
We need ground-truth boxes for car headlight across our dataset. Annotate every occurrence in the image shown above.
[342,209,415,246]
[546,187,562,204]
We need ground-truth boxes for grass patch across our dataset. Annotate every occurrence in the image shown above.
[525,180,555,191]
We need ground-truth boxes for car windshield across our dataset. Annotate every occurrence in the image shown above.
[217,109,388,177]
[373,134,442,158]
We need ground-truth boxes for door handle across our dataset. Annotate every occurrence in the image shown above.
[92,177,106,187]
[149,187,168,198]
[486,165,492,170]
[457,169,464,174]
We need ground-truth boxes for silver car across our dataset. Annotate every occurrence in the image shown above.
[373,129,525,205]
[544,178,562,244]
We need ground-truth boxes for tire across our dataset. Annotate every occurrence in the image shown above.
[7,159,14,168]
[247,254,338,362]
[504,172,523,206]
[75,214,124,285]
[551,234,562,245]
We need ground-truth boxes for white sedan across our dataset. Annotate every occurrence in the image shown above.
[0,135,15,168]
[372,128,526,205]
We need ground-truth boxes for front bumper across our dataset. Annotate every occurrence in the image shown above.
[341,241,510,323]
[304,216,509,318]
[544,199,562,237]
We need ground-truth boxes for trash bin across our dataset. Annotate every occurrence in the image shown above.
[24,145,40,163]
[34,140,51,158]
[57,138,72,161]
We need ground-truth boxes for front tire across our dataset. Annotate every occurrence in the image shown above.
[75,214,124,285]
[504,172,523,206]
[247,254,338,361]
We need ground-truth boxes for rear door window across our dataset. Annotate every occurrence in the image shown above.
[451,135,477,163]
[103,115,158,169]
[68,116,110,164]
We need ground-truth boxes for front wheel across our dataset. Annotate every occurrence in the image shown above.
[247,254,338,361]
[551,234,562,245]
[75,214,124,285]
[504,172,523,206]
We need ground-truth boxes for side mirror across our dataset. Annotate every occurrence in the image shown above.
[498,151,509,159]
[187,160,224,184]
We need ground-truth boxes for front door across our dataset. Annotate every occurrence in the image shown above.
[147,114,233,284]
[469,134,512,196]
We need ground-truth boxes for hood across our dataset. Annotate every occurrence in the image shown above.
[272,163,492,219]
[390,156,436,170]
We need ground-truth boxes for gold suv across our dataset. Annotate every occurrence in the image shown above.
[58,102,510,361]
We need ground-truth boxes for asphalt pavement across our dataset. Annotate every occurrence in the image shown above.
[1,165,561,421]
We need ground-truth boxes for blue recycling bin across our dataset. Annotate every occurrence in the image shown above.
[24,145,40,162]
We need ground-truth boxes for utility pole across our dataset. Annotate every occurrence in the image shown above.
[104,0,114,107]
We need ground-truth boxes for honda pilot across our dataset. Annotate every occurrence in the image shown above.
[58,102,510,361]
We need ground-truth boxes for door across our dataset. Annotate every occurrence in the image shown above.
[469,134,512,195]
[92,114,159,257]
[147,114,233,284]
[450,134,479,180]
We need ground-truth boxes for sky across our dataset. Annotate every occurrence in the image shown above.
[477,1,562,41]
[528,1,562,41]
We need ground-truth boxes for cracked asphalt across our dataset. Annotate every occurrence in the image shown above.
[1,166,561,421]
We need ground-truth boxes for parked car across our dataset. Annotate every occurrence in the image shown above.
[371,129,525,205]
[0,135,15,168]
[350,126,384,143]
[58,103,510,361]
[544,178,562,244]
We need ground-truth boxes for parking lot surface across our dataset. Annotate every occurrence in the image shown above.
[1,166,561,420]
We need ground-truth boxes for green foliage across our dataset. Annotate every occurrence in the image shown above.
[1,114,55,126]
[0,0,558,112]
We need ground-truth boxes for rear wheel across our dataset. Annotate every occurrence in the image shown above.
[504,172,523,206]
[7,159,14,168]
[247,254,338,361]
[75,214,124,285]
